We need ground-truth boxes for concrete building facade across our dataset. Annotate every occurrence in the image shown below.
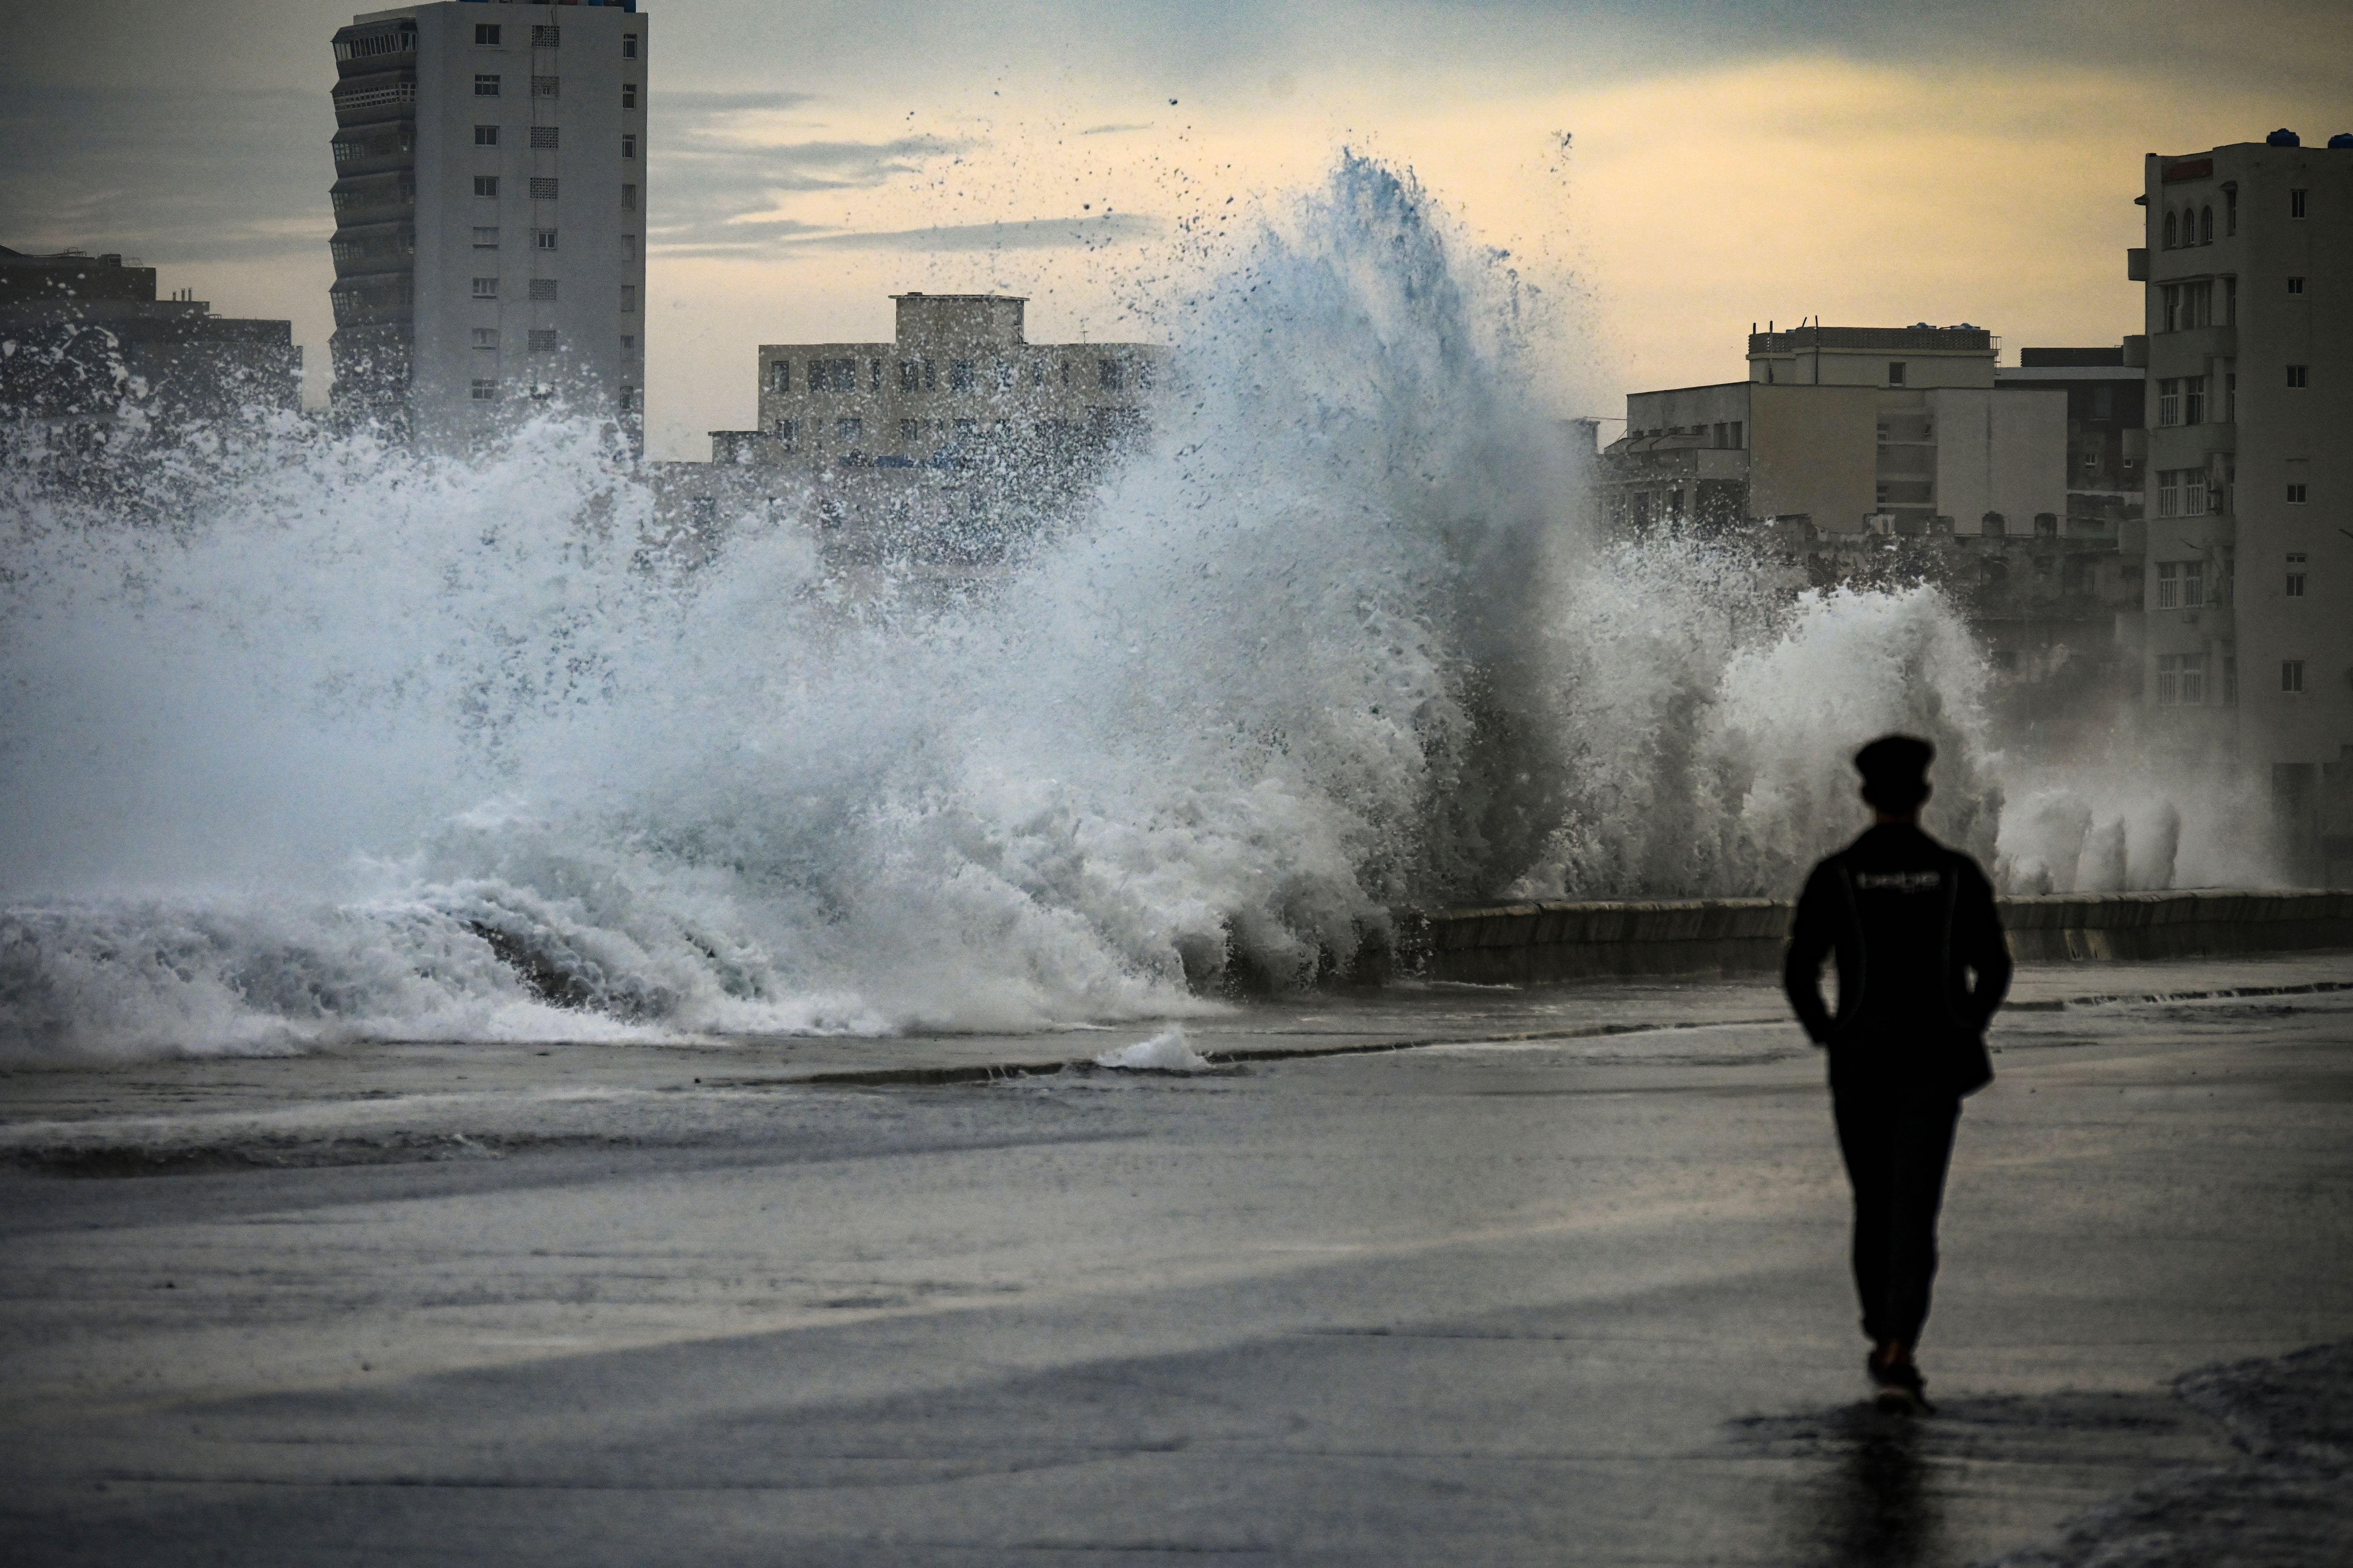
[0,245,300,439]
[328,0,646,449]
[2135,131,2353,882]
[1600,325,2067,539]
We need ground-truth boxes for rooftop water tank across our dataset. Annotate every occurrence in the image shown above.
[2266,128,2301,146]
[2331,133,2353,149]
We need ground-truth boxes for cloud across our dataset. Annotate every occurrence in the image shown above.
[773,213,1164,252]
[1078,123,1155,136]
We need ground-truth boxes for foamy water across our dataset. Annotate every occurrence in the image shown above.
[0,158,2248,1060]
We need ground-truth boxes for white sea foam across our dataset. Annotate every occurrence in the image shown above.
[1095,1026,1215,1072]
[0,157,2261,1061]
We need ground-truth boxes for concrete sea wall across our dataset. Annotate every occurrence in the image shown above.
[1406,890,2353,985]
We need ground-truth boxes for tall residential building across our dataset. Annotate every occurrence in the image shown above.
[327,0,646,449]
[2134,130,2353,881]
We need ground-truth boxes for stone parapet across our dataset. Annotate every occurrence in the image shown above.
[1406,890,2353,984]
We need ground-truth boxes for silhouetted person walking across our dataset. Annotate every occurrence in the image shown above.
[1784,735,2011,1413]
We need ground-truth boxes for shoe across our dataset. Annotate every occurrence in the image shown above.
[1866,1348,1935,1414]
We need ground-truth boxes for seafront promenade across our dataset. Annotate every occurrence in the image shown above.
[2,951,2348,1564]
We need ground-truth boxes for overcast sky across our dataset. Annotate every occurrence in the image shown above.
[7,0,2349,457]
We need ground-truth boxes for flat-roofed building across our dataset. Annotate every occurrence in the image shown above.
[1599,324,2065,538]
[326,0,647,449]
[2136,130,2353,881]
[0,245,300,435]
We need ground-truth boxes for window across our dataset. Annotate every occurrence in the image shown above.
[2157,379,2180,426]
[2226,185,2238,234]
[621,235,636,260]
[2287,365,2308,388]
[2283,660,2306,693]
[810,358,857,392]
[535,229,557,250]
[531,24,559,47]
[528,177,558,200]
[2199,205,2213,243]
[769,361,789,393]
[835,418,864,445]
[870,358,883,391]
[2226,372,2237,422]
[474,73,500,96]
[2286,554,2307,596]
[471,377,498,401]
[2185,375,2206,424]
[995,360,1015,392]
[471,327,499,349]
[623,33,639,59]
[2287,276,2306,296]
[472,276,497,298]
[2224,274,2237,322]
[2180,654,2206,704]
[900,418,920,442]
[773,417,796,440]
[1099,358,1125,390]
[528,329,557,354]
[619,386,637,413]
[620,335,635,353]
[1728,421,1742,449]
[2163,210,2177,247]
[2184,471,2209,515]
[622,134,636,159]
[474,175,499,197]
[2156,561,2180,608]
[621,184,636,211]
[475,23,501,45]
[472,226,499,248]
[622,82,638,109]
[475,125,499,146]
[530,126,558,150]
[532,77,558,99]
[1886,361,1906,386]
[949,359,976,391]
[2183,562,2205,608]
[2289,189,2306,219]
[529,278,557,301]
[2287,483,2308,503]
[619,284,636,312]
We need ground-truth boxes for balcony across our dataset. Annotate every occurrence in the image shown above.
[2150,323,2236,369]
[2127,248,2149,282]
[332,73,417,127]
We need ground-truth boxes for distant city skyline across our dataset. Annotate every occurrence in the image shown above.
[6,0,2349,458]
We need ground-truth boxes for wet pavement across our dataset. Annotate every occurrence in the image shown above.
[1,954,2349,1564]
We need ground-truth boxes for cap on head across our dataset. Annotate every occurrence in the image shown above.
[1855,733,1934,813]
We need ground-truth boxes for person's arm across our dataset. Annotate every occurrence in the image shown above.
[1958,861,2012,1031]
[1782,864,1838,1045]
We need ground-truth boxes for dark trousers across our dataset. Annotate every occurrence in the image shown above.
[1831,1089,1962,1347]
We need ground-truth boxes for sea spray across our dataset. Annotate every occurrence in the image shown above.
[0,156,2222,1060]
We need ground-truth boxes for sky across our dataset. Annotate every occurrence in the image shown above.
[6,0,2349,459]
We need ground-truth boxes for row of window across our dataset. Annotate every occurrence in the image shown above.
[767,356,1151,395]
[473,23,639,57]
[773,416,1073,444]
[469,229,638,259]
[465,285,636,315]
[469,380,641,409]
[472,75,639,107]
[2154,654,2311,706]
[472,125,636,157]
[2153,366,2310,425]
[2156,554,2314,608]
[2159,188,2310,249]
[469,177,637,208]
[2155,471,2318,517]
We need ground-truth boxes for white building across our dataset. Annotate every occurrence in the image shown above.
[2133,130,2353,881]
[327,0,647,449]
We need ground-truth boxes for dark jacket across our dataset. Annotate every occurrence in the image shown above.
[1783,823,2012,1098]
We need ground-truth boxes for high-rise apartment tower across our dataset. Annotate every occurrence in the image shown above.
[2134,130,2352,880]
[328,0,647,449]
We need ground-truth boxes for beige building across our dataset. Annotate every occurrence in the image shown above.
[715,293,1159,474]
[1599,324,2065,537]
[2133,130,2353,882]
